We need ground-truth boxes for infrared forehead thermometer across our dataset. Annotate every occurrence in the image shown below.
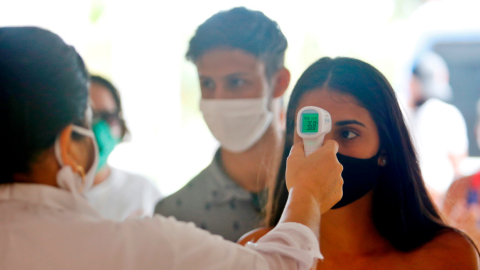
[296,106,332,156]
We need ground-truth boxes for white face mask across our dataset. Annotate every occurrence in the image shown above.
[200,96,277,153]
[54,125,99,194]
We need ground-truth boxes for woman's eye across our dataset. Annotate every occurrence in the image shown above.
[340,130,358,139]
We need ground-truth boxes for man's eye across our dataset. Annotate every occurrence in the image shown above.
[201,80,215,89]
[228,78,245,88]
[340,130,358,139]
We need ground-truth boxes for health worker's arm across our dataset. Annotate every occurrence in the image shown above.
[145,141,342,270]
[157,216,320,270]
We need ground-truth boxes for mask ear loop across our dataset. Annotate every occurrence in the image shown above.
[76,165,86,193]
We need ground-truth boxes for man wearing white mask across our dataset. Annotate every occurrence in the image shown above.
[155,7,291,241]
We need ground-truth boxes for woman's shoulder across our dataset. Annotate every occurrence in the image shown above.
[237,227,273,246]
[410,229,479,269]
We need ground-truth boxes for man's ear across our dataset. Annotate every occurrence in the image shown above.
[58,125,80,172]
[272,68,290,98]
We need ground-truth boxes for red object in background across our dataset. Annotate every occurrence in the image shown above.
[471,172,480,190]
[467,172,480,205]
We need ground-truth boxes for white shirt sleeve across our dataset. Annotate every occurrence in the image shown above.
[146,215,322,270]
[246,223,323,270]
[446,105,468,155]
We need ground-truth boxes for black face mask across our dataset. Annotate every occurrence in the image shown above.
[331,152,382,209]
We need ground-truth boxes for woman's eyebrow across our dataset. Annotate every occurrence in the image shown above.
[335,120,366,127]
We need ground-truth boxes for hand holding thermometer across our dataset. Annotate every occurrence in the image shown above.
[296,106,332,156]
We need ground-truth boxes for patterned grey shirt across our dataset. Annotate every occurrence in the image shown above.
[154,149,265,242]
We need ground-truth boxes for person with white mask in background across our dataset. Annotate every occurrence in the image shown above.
[155,7,291,242]
[85,75,162,221]
[405,51,468,206]
[0,26,345,270]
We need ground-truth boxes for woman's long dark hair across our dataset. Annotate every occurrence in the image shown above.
[268,57,448,251]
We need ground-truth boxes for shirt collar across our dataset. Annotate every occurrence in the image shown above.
[206,149,253,205]
[0,183,103,219]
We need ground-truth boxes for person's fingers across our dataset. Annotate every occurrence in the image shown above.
[286,138,344,213]
[313,140,342,175]
[323,140,339,154]
[289,141,305,158]
[307,140,339,160]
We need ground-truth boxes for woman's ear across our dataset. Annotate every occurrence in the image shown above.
[58,125,80,172]
[272,68,291,98]
[378,150,388,167]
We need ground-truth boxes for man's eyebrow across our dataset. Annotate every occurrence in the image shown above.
[199,72,248,79]
[335,120,366,127]
[225,72,249,78]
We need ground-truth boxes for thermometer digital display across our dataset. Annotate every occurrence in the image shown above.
[296,106,332,156]
[301,113,319,133]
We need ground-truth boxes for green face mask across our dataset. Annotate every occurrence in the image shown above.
[92,119,121,171]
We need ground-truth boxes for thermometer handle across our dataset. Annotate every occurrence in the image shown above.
[304,135,326,157]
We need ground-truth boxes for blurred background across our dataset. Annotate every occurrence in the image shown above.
[1,0,479,196]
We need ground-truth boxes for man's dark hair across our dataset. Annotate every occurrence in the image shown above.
[186,7,288,78]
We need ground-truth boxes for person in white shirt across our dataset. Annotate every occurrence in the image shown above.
[406,51,469,205]
[86,75,162,221]
[0,26,344,270]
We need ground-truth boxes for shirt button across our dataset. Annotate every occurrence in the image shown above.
[233,221,240,231]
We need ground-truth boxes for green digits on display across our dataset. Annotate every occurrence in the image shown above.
[302,113,319,133]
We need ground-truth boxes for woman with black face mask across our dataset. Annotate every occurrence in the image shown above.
[239,57,479,269]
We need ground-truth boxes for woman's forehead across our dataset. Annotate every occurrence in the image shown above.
[90,83,117,112]
[295,88,372,123]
